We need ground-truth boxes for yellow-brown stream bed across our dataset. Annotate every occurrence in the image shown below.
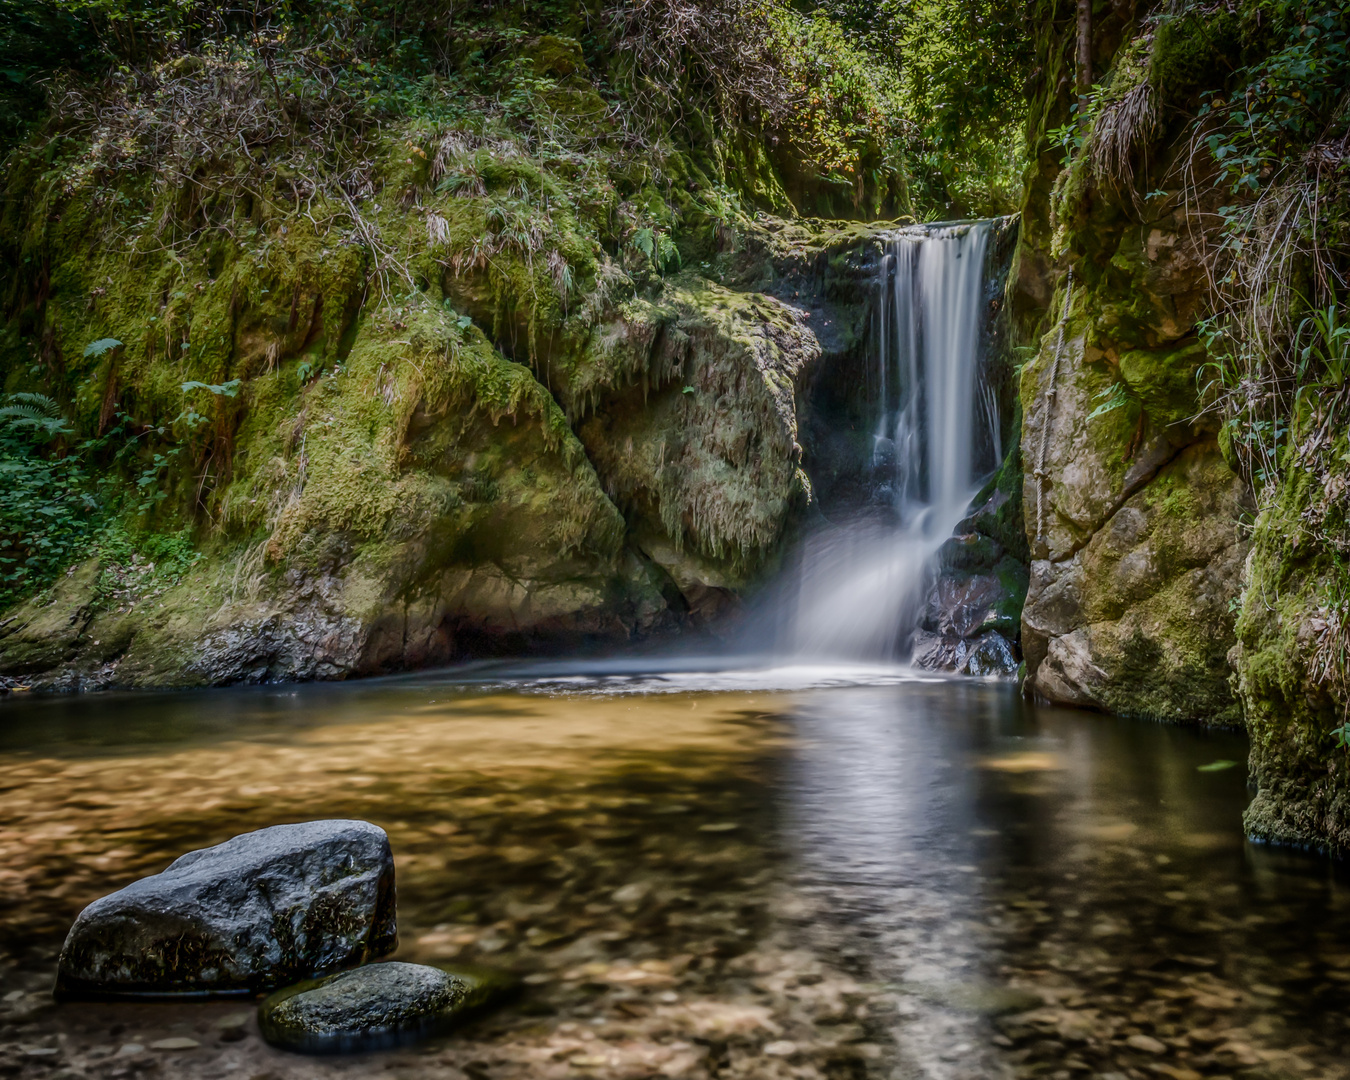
[1,667,1347,1080]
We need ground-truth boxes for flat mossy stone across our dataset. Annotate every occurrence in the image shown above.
[258,962,515,1054]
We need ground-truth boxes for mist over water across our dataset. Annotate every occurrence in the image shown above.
[775,221,996,661]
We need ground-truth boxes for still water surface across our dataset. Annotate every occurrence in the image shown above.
[1,666,1348,1080]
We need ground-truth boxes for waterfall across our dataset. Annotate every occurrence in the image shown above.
[783,221,996,660]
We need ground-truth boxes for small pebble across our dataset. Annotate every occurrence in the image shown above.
[150,1037,200,1050]
[1126,1034,1167,1054]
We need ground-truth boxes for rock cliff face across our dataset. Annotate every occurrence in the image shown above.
[1014,6,1252,724]
[0,23,917,689]
[1234,459,1350,854]
[0,222,870,688]
[1015,0,1350,851]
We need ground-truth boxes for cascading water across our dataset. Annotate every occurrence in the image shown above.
[783,221,998,660]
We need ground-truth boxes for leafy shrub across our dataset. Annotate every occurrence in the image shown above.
[0,393,100,606]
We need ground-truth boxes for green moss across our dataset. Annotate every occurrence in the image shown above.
[1149,10,1243,107]
[1235,451,1350,854]
[990,554,1029,636]
[576,273,818,578]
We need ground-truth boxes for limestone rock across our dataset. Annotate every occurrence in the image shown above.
[258,962,511,1054]
[55,821,396,998]
[1021,442,1249,722]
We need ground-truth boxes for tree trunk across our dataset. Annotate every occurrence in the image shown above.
[1076,0,1093,117]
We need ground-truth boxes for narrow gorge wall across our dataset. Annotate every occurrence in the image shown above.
[1015,0,1350,851]
[1015,11,1252,724]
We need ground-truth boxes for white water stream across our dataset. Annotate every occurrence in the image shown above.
[785,221,996,659]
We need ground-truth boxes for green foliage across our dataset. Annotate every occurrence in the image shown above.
[0,379,205,607]
[181,379,242,398]
[0,393,98,606]
[0,0,106,149]
[813,0,1030,214]
[1177,0,1350,497]
[1087,380,1137,422]
[82,337,122,358]
[631,227,681,275]
[0,392,74,437]
[1296,301,1350,390]
[1196,5,1347,195]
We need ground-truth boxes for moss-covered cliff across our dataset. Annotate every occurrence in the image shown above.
[1015,0,1349,844]
[1,0,991,688]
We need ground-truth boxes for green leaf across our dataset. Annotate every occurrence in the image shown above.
[83,338,122,359]
[1196,760,1240,772]
[1087,381,1134,420]
[181,379,242,398]
[631,227,655,261]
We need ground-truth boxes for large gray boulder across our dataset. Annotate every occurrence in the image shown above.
[55,820,397,998]
[259,961,511,1053]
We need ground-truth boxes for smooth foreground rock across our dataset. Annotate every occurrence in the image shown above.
[259,962,512,1053]
[55,820,396,998]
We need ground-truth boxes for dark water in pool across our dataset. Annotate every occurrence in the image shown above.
[1,667,1347,1080]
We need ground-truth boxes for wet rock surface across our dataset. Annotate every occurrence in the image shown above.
[912,484,1028,678]
[55,820,396,997]
[259,962,508,1053]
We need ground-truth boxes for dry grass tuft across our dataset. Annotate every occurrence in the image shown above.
[1090,82,1158,198]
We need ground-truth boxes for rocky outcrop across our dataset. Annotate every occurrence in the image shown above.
[0,16,910,691]
[1014,13,1252,723]
[259,962,510,1054]
[914,425,1029,678]
[1018,277,1251,721]
[55,821,397,997]
[1233,460,1350,855]
[0,217,862,689]
[576,276,822,621]
[1022,440,1248,720]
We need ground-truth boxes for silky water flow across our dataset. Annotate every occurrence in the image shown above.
[783,221,997,660]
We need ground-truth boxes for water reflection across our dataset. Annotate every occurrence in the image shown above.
[1,671,1348,1080]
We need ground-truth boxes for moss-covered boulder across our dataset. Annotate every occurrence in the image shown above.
[258,962,513,1054]
[577,275,820,610]
[1023,442,1249,722]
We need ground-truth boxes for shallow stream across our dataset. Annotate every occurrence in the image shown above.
[1,666,1348,1080]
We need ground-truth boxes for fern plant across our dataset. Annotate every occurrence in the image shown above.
[0,392,73,437]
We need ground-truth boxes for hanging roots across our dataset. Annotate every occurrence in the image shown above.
[1090,82,1158,194]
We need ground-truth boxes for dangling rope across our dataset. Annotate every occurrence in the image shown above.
[1034,266,1074,547]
